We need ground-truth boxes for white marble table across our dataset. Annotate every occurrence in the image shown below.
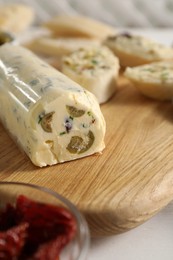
[89,29,173,260]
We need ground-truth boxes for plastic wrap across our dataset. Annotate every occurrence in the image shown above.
[0,43,106,167]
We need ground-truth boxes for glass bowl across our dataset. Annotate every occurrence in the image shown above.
[0,181,90,260]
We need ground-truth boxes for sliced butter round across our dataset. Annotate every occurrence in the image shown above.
[43,15,116,39]
[25,36,101,57]
[0,3,34,34]
[124,61,173,100]
[104,33,173,67]
[62,46,120,104]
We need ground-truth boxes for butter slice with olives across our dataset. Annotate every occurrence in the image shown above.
[62,46,119,104]
[0,44,106,167]
[104,33,173,67]
[124,61,173,100]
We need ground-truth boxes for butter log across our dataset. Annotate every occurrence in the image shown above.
[0,44,106,167]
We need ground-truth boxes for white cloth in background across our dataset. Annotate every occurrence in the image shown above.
[1,0,173,27]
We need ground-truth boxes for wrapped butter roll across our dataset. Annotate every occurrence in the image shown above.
[0,44,106,167]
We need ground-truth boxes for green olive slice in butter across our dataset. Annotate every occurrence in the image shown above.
[40,112,54,132]
[67,130,95,154]
[0,31,14,46]
[66,105,85,117]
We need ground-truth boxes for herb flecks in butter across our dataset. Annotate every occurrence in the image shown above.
[87,111,96,125]
[160,71,169,82]
[63,47,115,76]
[91,59,99,65]
[29,79,39,86]
[59,131,66,136]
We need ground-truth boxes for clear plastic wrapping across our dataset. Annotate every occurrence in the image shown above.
[0,43,106,167]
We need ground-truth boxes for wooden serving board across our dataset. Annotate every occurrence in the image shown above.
[1,76,173,236]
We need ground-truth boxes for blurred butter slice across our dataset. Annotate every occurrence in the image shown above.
[25,36,101,57]
[104,33,173,67]
[124,61,173,100]
[0,3,34,34]
[43,15,116,39]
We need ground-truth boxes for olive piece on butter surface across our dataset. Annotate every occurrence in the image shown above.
[66,105,85,117]
[0,31,14,45]
[40,112,55,133]
[66,130,95,154]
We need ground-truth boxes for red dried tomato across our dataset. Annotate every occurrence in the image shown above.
[16,195,76,246]
[31,236,66,260]
[0,222,28,260]
[0,195,77,260]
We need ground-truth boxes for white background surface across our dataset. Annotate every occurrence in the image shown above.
[2,0,173,28]
[89,201,173,260]
[88,29,173,260]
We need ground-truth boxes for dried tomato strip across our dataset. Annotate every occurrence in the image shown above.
[0,195,77,259]
[0,222,28,260]
[16,195,77,246]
